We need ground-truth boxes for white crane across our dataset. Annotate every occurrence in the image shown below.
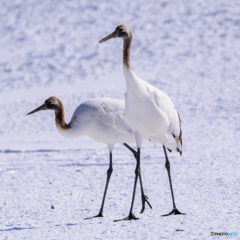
[27,96,152,219]
[99,24,184,221]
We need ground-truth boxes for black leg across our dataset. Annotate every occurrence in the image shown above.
[162,146,185,216]
[84,151,113,220]
[123,143,152,213]
[114,148,141,222]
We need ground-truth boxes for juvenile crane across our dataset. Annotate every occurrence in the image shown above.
[99,25,184,221]
[27,96,152,219]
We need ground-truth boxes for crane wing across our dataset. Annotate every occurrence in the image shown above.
[98,98,133,135]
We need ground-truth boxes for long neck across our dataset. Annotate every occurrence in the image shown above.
[55,102,71,130]
[123,33,133,69]
[122,32,141,93]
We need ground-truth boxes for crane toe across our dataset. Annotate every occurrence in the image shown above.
[162,208,185,216]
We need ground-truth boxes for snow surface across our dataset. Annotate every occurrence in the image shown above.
[0,0,240,239]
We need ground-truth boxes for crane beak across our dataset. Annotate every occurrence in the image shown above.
[27,104,46,115]
[99,31,117,44]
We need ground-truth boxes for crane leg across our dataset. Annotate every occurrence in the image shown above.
[114,148,141,221]
[84,151,113,220]
[162,146,185,216]
[123,143,152,213]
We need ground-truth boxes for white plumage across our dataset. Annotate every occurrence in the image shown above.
[57,97,134,146]
[123,68,182,152]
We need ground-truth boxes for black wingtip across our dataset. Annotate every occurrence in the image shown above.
[177,148,182,156]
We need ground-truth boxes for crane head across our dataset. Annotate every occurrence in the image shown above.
[27,97,59,115]
[99,24,131,43]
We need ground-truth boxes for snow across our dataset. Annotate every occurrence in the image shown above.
[0,0,240,239]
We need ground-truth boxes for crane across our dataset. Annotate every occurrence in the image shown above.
[99,24,184,221]
[27,96,152,219]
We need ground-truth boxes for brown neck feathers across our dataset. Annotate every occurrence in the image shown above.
[123,32,132,69]
[55,101,71,130]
